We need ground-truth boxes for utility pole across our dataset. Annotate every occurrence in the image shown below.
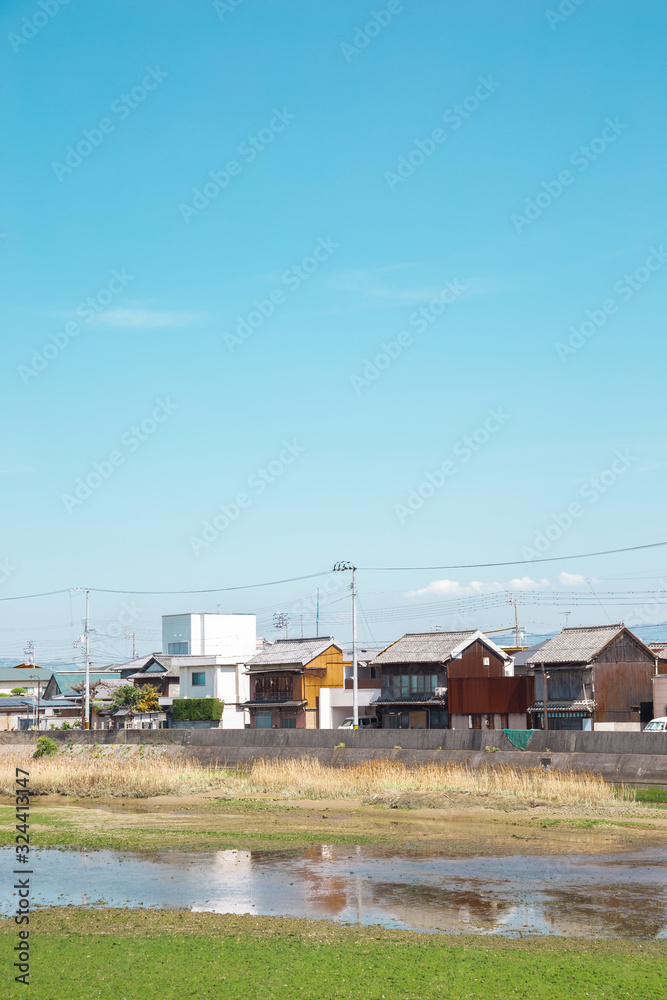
[541,662,549,732]
[84,588,91,730]
[507,594,520,648]
[316,588,320,637]
[273,612,289,639]
[125,628,136,659]
[333,562,358,728]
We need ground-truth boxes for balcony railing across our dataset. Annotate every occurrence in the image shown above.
[344,678,381,689]
[251,692,294,703]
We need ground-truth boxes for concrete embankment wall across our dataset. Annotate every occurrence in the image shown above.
[3,728,666,786]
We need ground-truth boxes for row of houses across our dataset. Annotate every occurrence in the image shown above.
[1,611,665,731]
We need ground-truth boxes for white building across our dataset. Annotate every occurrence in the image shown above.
[318,647,383,729]
[161,613,257,729]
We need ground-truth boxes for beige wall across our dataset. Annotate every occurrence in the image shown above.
[652,676,667,719]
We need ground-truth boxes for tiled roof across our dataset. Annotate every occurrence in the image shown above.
[246,637,341,669]
[525,625,627,664]
[372,631,479,664]
[528,699,596,713]
[244,700,307,708]
[512,639,551,668]
[375,698,447,706]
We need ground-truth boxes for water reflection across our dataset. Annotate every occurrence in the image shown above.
[1,845,666,938]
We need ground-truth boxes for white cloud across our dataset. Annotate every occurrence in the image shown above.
[559,571,586,585]
[92,308,205,329]
[507,577,550,590]
[405,577,549,598]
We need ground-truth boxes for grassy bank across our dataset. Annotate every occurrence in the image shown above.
[1,791,664,853]
[1,908,665,999]
[0,748,637,805]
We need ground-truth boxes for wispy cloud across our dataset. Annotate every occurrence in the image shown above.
[559,571,586,585]
[92,308,206,329]
[405,577,550,598]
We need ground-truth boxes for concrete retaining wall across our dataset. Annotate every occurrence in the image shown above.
[2,728,665,784]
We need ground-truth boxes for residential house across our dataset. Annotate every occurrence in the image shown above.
[371,630,527,730]
[0,666,54,698]
[161,613,256,728]
[126,655,180,698]
[43,670,124,726]
[0,696,76,731]
[525,624,658,731]
[245,637,347,729]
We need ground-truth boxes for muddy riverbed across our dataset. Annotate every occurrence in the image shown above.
[2,844,666,938]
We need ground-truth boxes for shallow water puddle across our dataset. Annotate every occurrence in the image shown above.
[2,845,666,937]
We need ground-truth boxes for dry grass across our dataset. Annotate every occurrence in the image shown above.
[0,747,633,805]
[246,756,631,806]
[0,746,234,798]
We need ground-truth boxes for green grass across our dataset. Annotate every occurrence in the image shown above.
[1,909,665,1000]
[534,817,660,830]
[635,788,667,805]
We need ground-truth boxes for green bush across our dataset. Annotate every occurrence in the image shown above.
[11,687,27,695]
[171,698,223,721]
[33,736,59,758]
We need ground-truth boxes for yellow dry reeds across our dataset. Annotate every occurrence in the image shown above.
[0,749,235,798]
[0,747,631,805]
[247,756,630,806]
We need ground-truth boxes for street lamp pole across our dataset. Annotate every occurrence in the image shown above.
[333,562,358,728]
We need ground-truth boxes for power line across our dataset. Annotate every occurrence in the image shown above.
[360,540,667,571]
[88,571,329,596]
[1,537,667,605]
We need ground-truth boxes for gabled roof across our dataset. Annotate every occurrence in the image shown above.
[126,655,179,680]
[371,630,510,665]
[48,671,124,695]
[246,637,342,670]
[525,624,653,665]
[512,639,551,669]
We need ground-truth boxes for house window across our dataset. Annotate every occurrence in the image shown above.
[281,716,296,729]
[429,709,448,729]
[254,674,294,702]
[191,672,206,686]
[168,642,189,654]
[390,674,438,697]
[255,711,272,728]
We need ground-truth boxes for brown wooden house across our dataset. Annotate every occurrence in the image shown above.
[371,631,527,729]
[525,624,658,731]
[244,637,346,729]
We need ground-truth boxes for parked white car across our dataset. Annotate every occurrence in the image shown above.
[644,717,667,731]
[337,716,379,729]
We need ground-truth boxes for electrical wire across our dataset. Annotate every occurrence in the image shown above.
[360,539,667,571]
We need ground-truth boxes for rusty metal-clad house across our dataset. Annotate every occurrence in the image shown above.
[371,631,530,730]
[244,637,346,729]
[525,624,658,731]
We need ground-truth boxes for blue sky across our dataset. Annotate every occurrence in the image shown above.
[2,0,667,663]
